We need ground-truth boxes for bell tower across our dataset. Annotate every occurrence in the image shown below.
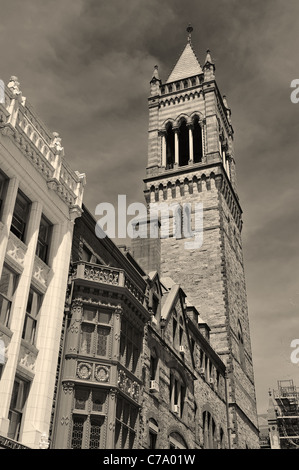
[135,26,260,448]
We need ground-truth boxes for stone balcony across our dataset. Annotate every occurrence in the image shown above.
[71,262,146,308]
[5,231,27,273]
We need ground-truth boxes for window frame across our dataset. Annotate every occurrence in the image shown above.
[10,190,31,242]
[36,214,52,264]
[0,264,18,328]
[22,289,42,345]
[79,307,112,358]
[8,377,30,441]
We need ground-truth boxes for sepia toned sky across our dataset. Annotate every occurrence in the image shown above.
[0,0,299,415]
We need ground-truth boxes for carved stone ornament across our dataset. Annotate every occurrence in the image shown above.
[62,382,74,394]
[95,365,110,383]
[77,362,92,380]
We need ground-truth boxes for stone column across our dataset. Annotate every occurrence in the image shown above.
[174,128,179,166]
[112,307,122,361]
[0,177,19,277]
[22,219,74,448]
[161,133,166,168]
[0,201,42,436]
[188,124,193,164]
[106,389,118,448]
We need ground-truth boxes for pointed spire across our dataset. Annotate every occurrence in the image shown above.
[186,24,193,44]
[151,65,160,82]
[204,49,215,67]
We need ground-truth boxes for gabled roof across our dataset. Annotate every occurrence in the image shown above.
[166,42,202,83]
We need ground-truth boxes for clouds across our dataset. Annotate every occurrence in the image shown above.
[0,0,298,414]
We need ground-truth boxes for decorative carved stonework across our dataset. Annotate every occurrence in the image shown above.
[84,265,120,285]
[32,255,50,290]
[62,382,74,394]
[18,343,38,372]
[94,365,110,383]
[77,362,92,380]
[6,232,27,269]
[118,370,140,403]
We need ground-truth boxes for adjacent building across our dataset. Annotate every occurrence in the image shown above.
[0,77,85,449]
[50,207,230,449]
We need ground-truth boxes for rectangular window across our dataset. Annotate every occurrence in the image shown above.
[36,215,52,264]
[71,388,106,449]
[0,265,18,328]
[8,378,29,441]
[22,290,42,344]
[79,308,111,357]
[11,191,30,242]
[114,397,137,449]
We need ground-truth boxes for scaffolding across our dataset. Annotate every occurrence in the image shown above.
[273,380,299,449]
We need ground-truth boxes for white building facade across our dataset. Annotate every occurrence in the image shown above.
[0,76,85,449]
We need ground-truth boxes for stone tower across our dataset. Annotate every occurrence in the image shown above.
[133,27,259,448]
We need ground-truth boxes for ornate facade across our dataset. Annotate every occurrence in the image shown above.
[51,208,230,449]
[0,77,85,448]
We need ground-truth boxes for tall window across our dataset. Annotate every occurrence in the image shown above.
[36,215,52,264]
[115,397,138,449]
[22,289,42,344]
[11,190,30,242]
[170,371,186,418]
[71,387,106,449]
[119,318,141,375]
[0,265,18,328]
[149,418,159,449]
[238,321,246,370]
[203,411,218,449]
[0,170,8,218]
[178,120,189,167]
[8,377,30,441]
[193,116,203,163]
[166,123,175,169]
[79,307,111,357]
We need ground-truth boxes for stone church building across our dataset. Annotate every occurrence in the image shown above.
[0,29,259,449]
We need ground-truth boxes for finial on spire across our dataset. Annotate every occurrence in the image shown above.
[186,24,193,43]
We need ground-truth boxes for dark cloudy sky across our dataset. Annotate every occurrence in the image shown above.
[1,0,299,415]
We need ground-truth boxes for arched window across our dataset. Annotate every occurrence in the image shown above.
[178,120,189,167]
[203,411,217,449]
[166,123,175,169]
[149,418,159,449]
[238,321,246,370]
[193,116,203,163]
[169,432,188,449]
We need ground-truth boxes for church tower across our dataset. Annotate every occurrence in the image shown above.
[134,26,260,448]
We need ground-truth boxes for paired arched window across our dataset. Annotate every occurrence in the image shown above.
[163,116,203,169]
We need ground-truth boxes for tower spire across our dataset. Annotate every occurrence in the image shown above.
[186,23,193,44]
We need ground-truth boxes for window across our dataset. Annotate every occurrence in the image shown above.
[178,120,189,167]
[193,116,203,163]
[8,377,30,441]
[203,411,218,449]
[0,171,8,217]
[36,215,52,263]
[169,432,187,449]
[0,265,18,328]
[11,191,30,241]
[238,321,246,370]
[80,243,101,264]
[79,307,111,357]
[22,289,42,344]
[115,397,138,449]
[165,123,175,169]
[170,371,186,418]
[71,387,106,449]
[119,319,141,375]
[149,419,158,449]
[179,317,184,345]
